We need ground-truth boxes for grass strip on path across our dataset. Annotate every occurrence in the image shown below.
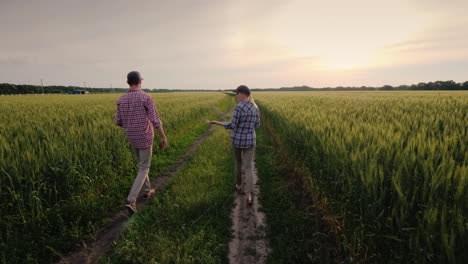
[104,126,235,264]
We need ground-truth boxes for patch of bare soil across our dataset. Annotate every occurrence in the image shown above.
[57,111,227,264]
[229,166,271,264]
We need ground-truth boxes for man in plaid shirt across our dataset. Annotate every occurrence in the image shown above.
[115,71,167,215]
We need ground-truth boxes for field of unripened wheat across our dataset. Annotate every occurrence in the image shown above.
[0,92,228,263]
[255,91,468,263]
[1,91,466,264]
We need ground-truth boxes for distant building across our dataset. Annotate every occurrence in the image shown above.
[68,90,89,94]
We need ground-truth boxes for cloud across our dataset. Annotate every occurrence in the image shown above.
[409,0,467,14]
[0,0,467,89]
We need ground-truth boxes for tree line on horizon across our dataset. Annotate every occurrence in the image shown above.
[0,80,467,94]
[0,83,140,95]
[255,80,468,91]
[0,83,223,94]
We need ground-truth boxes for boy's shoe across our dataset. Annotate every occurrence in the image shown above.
[126,202,137,216]
[247,193,253,206]
[235,184,242,194]
[142,189,156,199]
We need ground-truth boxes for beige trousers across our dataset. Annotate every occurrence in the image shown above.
[234,144,256,194]
[127,146,152,203]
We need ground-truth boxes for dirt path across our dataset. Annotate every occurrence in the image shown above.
[57,111,227,264]
[229,166,271,264]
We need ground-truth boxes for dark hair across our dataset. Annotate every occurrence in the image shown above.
[127,71,143,86]
[127,79,140,86]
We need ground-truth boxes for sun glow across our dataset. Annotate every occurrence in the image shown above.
[320,52,374,70]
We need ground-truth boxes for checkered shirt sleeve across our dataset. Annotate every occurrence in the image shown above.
[115,89,161,149]
[224,101,260,149]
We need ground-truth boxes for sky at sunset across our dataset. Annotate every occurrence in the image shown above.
[1,0,467,89]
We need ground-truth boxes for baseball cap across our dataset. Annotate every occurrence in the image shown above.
[127,71,143,84]
[233,85,250,95]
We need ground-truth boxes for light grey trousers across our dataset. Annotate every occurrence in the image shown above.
[127,146,152,203]
[234,144,256,194]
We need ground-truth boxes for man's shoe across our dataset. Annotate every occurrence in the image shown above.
[142,189,156,199]
[126,202,137,216]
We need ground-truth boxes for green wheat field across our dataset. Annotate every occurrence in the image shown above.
[0,91,467,263]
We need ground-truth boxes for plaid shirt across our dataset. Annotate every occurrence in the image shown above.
[224,101,260,149]
[115,89,162,149]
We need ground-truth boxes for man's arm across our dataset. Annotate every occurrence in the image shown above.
[145,96,161,129]
[115,103,123,127]
[145,96,167,149]
[156,125,168,149]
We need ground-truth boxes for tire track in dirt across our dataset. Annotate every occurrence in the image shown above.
[229,166,271,264]
[57,108,229,264]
